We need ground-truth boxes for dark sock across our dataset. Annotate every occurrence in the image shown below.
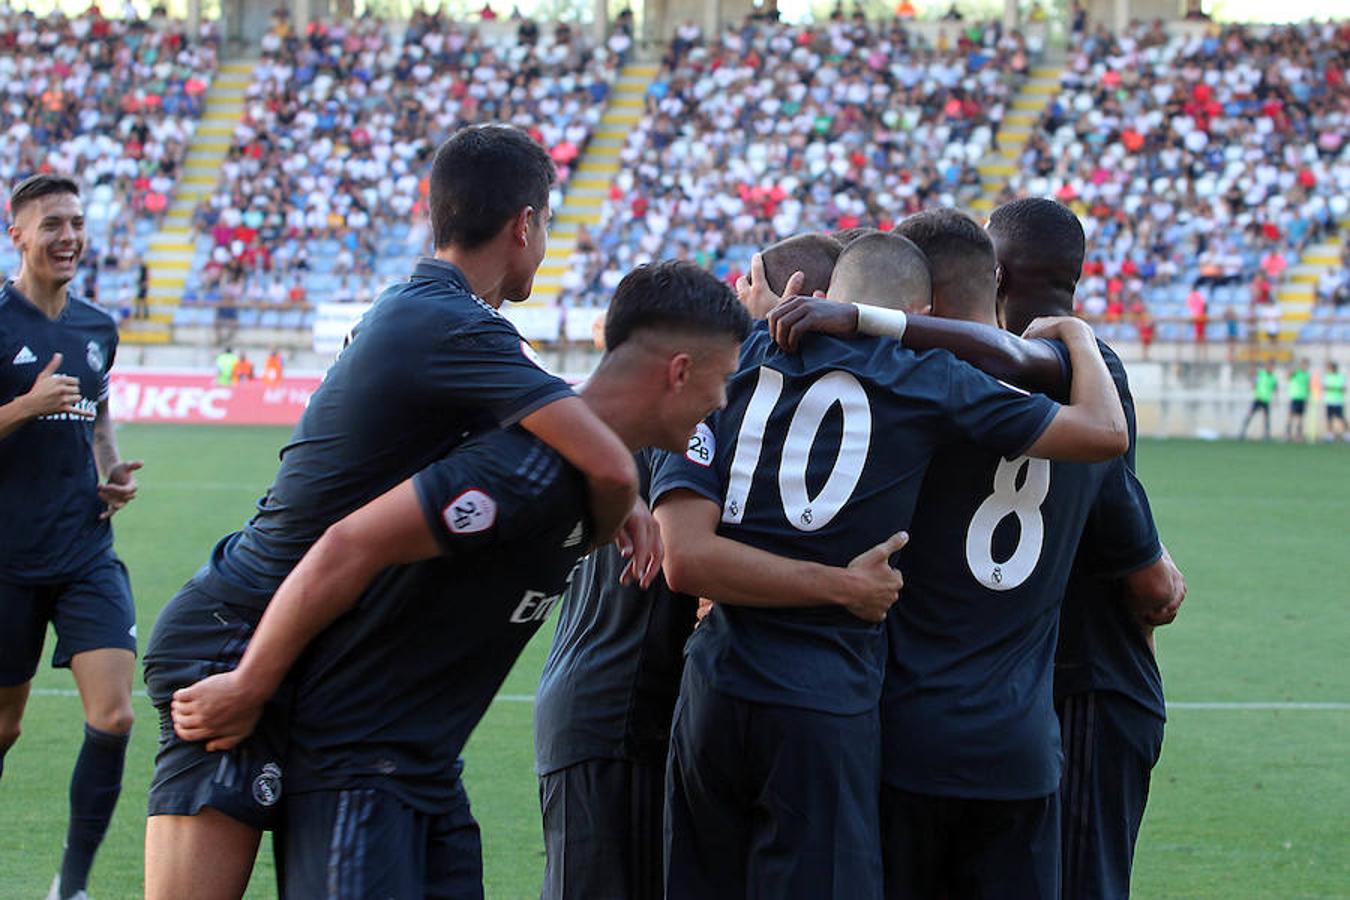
[59,724,129,898]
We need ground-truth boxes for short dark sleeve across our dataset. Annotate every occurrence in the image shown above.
[430,317,575,427]
[1081,462,1163,579]
[941,356,1061,458]
[650,417,725,508]
[412,432,564,558]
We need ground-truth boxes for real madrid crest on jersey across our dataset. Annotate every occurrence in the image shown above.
[86,340,104,373]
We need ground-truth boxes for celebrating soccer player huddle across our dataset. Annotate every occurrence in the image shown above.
[3,124,1187,900]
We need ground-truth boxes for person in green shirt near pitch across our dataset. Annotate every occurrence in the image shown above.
[1286,359,1311,442]
[214,347,238,387]
[1240,363,1277,440]
[1325,361,1346,442]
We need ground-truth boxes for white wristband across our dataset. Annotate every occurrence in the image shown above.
[854,304,908,341]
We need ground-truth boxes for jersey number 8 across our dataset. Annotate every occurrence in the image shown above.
[965,456,1050,591]
[722,367,871,533]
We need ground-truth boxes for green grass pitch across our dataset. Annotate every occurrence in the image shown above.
[1,425,1346,897]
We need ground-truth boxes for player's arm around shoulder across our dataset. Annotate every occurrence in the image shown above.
[172,478,441,750]
[1022,317,1128,462]
[649,436,907,623]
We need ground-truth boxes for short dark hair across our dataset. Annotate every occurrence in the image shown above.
[831,226,883,248]
[605,260,751,351]
[987,197,1086,292]
[9,174,80,220]
[828,232,931,312]
[894,208,996,312]
[761,233,843,297]
[428,125,556,250]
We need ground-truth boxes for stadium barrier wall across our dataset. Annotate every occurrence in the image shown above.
[109,369,322,425]
[110,345,1350,436]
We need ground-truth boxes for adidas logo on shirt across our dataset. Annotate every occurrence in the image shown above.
[562,521,585,549]
[12,345,36,365]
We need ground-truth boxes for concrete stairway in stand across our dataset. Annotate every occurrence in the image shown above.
[969,62,1063,218]
[525,61,659,307]
[120,60,255,344]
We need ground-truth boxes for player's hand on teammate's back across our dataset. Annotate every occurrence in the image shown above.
[840,531,909,623]
[615,500,664,589]
[171,671,266,752]
[768,296,860,352]
[98,459,143,519]
[22,353,93,419]
[735,252,804,320]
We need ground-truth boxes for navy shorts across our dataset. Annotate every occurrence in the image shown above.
[283,784,483,899]
[880,786,1059,900]
[0,553,136,686]
[1291,399,1307,415]
[1057,691,1164,900]
[665,666,883,900]
[143,573,290,830]
[540,758,664,900]
[1328,404,1345,422]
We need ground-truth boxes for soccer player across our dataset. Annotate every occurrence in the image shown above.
[735,233,842,319]
[989,199,1186,900]
[0,174,143,900]
[1239,363,1276,440]
[1286,359,1311,442]
[1325,361,1346,441]
[141,125,652,900]
[532,234,895,900]
[650,218,1129,900]
[872,203,1181,899]
[170,261,753,896]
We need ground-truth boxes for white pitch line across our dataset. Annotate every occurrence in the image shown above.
[23,689,1350,711]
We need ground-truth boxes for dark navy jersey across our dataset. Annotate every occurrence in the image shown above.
[649,323,1060,715]
[1055,343,1165,718]
[209,259,573,609]
[0,283,116,580]
[535,449,698,776]
[286,426,591,813]
[883,340,1157,800]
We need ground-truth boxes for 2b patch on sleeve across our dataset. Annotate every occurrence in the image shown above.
[686,422,715,467]
[443,488,498,534]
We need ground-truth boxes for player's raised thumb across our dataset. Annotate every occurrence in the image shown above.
[124,459,145,473]
[40,352,63,375]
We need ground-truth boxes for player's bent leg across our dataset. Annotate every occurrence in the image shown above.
[70,647,136,734]
[56,647,135,898]
[282,789,427,898]
[747,702,883,900]
[145,810,262,900]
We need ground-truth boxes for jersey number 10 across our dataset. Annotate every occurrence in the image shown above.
[722,367,871,533]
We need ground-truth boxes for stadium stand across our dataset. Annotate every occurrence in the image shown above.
[999,21,1350,347]
[558,17,1041,307]
[0,8,217,321]
[173,11,619,336]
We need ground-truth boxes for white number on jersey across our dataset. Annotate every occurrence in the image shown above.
[722,367,872,532]
[964,455,1051,591]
